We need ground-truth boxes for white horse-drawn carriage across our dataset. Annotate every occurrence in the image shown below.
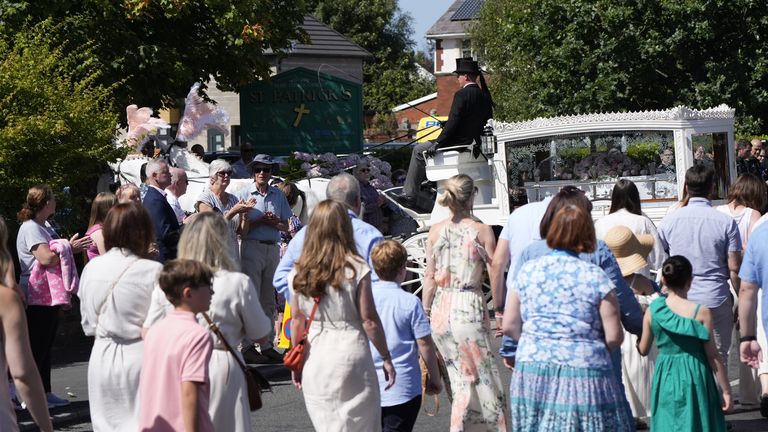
[388,104,736,296]
[107,105,737,301]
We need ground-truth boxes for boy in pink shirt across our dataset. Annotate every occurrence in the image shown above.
[139,259,215,432]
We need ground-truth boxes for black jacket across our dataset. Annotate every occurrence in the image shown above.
[143,186,180,263]
[436,83,493,149]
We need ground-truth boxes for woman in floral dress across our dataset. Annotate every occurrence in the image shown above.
[423,174,508,431]
[504,205,633,431]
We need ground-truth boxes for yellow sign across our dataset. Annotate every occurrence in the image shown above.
[416,116,448,143]
[277,303,292,349]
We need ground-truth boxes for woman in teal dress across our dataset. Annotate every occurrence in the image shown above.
[637,256,731,431]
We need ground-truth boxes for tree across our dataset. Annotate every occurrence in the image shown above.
[415,41,435,74]
[0,20,125,230]
[306,0,435,111]
[472,0,768,134]
[0,0,308,116]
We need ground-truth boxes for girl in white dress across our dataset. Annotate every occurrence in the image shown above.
[604,225,659,428]
[78,203,161,432]
[144,212,272,431]
[289,200,395,432]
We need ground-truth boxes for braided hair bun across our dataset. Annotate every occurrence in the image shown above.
[661,255,693,293]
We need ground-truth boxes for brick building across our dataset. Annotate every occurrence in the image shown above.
[392,0,485,131]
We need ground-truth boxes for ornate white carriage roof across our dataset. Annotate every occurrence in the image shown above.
[491,104,735,139]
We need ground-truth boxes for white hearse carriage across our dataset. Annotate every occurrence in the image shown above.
[396,104,737,293]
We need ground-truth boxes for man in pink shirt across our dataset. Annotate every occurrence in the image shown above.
[139,259,214,432]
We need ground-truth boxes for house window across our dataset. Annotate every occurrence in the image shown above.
[461,39,473,59]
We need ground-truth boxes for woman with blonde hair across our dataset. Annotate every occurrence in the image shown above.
[85,192,117,260]
[144,211,271,431]
[422,174,508,431]
[116,184,140,204]
[289,199,395,431]
[17,184,90,407]
[78,203,162,431]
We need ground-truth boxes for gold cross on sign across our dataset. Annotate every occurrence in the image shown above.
[293,103,310,127]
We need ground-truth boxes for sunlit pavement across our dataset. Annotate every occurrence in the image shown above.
[17,324,768,431]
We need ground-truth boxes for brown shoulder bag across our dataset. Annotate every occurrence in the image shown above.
[283,297,320,373]
[202,312,266,411]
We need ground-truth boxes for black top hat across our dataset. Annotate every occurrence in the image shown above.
[453,57,481,75]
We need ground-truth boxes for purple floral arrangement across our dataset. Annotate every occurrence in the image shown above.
[291,151,394,190]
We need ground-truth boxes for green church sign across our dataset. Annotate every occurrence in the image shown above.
[239,67,363,156]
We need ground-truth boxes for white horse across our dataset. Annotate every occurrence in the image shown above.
[103,143,329,224]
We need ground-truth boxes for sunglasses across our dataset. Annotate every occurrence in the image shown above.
[216,171,233,177]
[253,166,272,174]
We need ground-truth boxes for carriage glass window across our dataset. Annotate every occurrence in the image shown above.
[506,130,677,203]
[691,132,730,200]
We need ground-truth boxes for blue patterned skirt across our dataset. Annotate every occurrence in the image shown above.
[509,362,633,432]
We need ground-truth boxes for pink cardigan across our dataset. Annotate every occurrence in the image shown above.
[27,239,79,309]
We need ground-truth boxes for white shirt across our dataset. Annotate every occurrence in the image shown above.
[165,189,185,224]
[499,197,553,288]
[595,208,667,275]
[78,248,163,340]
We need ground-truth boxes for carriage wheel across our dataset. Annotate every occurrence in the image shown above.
[400,231,429,296]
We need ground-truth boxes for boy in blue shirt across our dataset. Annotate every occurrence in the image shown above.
[370,240,442,432]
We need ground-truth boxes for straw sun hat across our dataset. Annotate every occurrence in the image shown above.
[603,226,655,277]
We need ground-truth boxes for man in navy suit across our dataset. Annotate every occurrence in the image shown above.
[143,159,181,262]
[397,57,493,210]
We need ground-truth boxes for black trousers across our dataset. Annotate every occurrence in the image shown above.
[403,141,434,198]
[381,395,421,432]
[26,305,60,393]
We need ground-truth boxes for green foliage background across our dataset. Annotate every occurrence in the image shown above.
[0,0,308,116]
[0,21,126,232]
[0,0,308,235]
[472,0,768,135]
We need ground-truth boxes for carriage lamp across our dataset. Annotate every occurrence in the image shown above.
[481,124,497,155]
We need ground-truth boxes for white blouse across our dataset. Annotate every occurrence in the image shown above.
[595,208,667,274]
[144,269,271,349]
[78,248,162,340]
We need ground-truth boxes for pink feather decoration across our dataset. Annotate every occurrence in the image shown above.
[126,105,169,152]
[174,82,230,142]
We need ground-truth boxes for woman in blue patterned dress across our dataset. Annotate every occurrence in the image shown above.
[503,205,633,431]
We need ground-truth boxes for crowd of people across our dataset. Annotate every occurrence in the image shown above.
[4,48,767,430]
[4,125,768,432]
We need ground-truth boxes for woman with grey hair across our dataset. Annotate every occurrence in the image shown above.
[196,159,254,260]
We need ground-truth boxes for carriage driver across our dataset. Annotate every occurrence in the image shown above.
[396,57,493,210]
[238,153,292,364]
